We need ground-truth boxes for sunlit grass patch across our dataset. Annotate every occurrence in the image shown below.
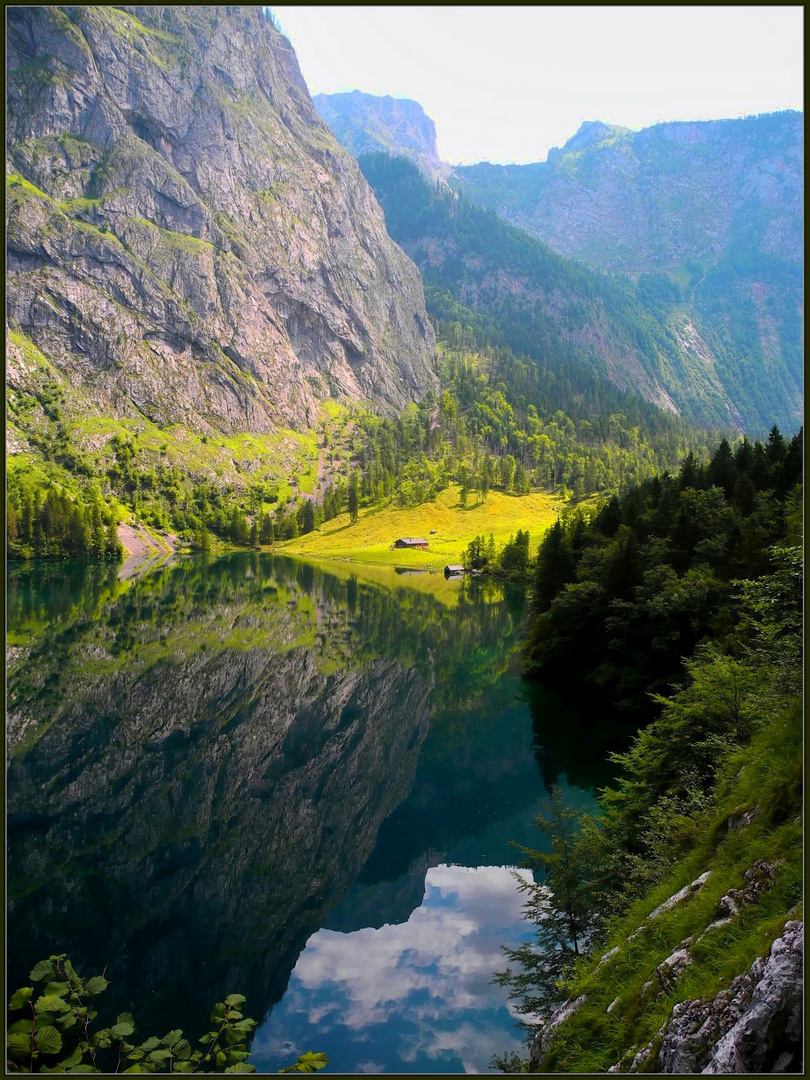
[280,486,563,567]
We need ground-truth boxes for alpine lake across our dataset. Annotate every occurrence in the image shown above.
[7,553,628,1073]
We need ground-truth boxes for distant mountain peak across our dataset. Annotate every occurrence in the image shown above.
[313,91,450,183]
[559,120,632,155]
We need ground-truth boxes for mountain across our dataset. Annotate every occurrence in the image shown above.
[6,6,436,438]
[313,93,802,434]
[452,113,803,274]
[358,153,744,430]
[451,113,804,434]
[314,91,449,184]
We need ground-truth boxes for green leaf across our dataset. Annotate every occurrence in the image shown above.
[65,1067,95,1074]
[123,1066,145,1074]
[233,1019,257,1032]
[210,1003,227,1022]
[62,960,77,980]
[43,981,71,998]
[8,1019,34,1035]
[172,1063,195,1073]
[9,986,34,1009]
[35,994,70,1014]
[55,1045,84,1070]
[279,1051,330,1074]
[172,1039,192,1061]
[139,1037,160,1051]
[224,994,247,1008]
[30,960,56,982]
[35,1025,63,1055]
[199,1033,215,1045]
[225,1064,256,1074]
[147,1049,171,1063]
[216,1051,227,1068]
[84,975,109,995]
[6,1032,34,1059]
[160,1029,183,1048]
[112,1020,136,1039]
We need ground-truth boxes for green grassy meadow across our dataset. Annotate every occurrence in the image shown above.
[278,485,564,568]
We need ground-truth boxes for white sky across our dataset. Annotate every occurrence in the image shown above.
[271,6,804,165]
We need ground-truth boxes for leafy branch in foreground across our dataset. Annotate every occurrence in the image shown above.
[6,955,328,1075]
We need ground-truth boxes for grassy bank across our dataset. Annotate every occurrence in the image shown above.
[538,701,802,1073]
[277,485,564,568]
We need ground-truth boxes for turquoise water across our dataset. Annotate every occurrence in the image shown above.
[7,554,624,1072]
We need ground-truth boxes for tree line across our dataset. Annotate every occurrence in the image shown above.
[525,425,801,713]
[7,478,123,561]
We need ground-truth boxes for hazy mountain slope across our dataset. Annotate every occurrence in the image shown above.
[313,92,801,434]
[6,6,436,438]
[359,154,741,430]
[453,114,802,272]
[314,91,449,184]
[452,113,803,434]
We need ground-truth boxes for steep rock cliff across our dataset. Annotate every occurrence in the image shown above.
[314,90,450,184]
[6,6,436,435]
[453,113,803,274]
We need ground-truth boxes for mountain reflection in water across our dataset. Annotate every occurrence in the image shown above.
[7,554,625,1071]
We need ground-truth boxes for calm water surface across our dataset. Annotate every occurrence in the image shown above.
[7,554,624,1073]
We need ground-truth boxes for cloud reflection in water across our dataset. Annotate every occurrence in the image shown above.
[252,864,536,1074]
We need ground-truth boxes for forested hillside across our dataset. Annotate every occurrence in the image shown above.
[494,431,802,1072]
[359,154,743,430]
[452,112,803,435]
[526,427,802,712]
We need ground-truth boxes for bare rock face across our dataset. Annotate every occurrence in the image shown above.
[314,91,450,184]
[656,921,803,1073]
[528,995,587,1071]
[454,113,804,274]
[6,6,436,434]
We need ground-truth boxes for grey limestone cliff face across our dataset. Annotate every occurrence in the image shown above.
[454,113,803,274]
[656,921,803,1073]
[6,6,436,434]
[314,91,450,184]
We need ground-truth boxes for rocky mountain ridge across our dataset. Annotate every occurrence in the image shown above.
[453,112,803,273]
[314,91,449,184]
[316,97,802,433]
[6,6,437,437]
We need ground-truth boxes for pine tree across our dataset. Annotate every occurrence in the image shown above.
[348,470,360,524]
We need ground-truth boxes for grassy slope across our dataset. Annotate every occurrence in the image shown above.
[540,703,803,1072]
[278,484,564,568]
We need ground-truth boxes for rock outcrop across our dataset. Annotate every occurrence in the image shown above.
[314,90,450,184]
[6,6,436,435]
[655,921,803,1073]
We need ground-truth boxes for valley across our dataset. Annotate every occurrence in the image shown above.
[5,5,802,1077]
